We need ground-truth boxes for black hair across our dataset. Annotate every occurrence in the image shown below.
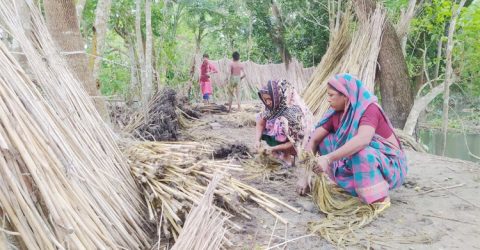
[202,53,209,58]
[232,51,240,61]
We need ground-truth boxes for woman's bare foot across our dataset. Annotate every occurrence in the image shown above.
[371,196,391,214]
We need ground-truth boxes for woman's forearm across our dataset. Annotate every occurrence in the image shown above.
[306,137,320,153]
[271,141,293,152]
[255,118,266,142]
[255,128,262,142]
[326,136,367,161]
[326,126,374,162]
[305,127,330,154]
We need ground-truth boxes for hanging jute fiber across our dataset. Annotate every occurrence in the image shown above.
[187,56,314,101]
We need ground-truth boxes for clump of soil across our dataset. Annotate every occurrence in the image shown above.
[135,89,179,141]
[213,143,250,159]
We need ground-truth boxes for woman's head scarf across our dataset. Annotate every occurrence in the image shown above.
[316,73,396,149]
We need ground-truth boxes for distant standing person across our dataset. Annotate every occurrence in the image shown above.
[200,53,218,104]
[227,51,246,112]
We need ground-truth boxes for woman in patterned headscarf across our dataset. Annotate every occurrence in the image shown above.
[255,80,307,166]
[297,73,407,208]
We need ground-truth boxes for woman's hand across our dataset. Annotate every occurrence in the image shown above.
[296,168,310,196]
[263,145,274,155]
[254,141,262,152]
[313,156,330,175]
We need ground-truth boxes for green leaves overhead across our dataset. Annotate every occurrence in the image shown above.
[78,0,478,102]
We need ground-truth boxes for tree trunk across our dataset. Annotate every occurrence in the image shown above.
[433,39,443,80]
[247,16,253,61]
[328,0,343,37]
[76,0,87,22]
[441,0,466,155]
[135,0,146,102]
[144,0,153,104]
[271,0,291,67]
[92,0,112,90]
[127,39,138,104]
[44,0,109,121]
[354,0,414,128]
[396,0,417,56]
[403,81,449,135]
[186,13,205,98]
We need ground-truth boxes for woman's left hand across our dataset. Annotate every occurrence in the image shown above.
[264,145,274,154]
[313,156,329,175]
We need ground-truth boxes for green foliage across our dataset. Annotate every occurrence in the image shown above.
[99,32,131,96]
[281,0,330,67]
[77,0,478,106]
[244,0,330,66]
[406,0,453,79]
[383,0,410,22]
[80,0,97,38]
[456,0,480,98]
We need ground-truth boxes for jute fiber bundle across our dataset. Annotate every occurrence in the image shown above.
[221,110,257,128]
[241,151,284,182]
[302,7,386,120]
[296,153,377,247]
[309,175,377,246]
[0,1,149,248]
[310,175,431,247]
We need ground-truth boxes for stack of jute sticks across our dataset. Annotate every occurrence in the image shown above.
[125,141,301,246]
[0,0,149,248]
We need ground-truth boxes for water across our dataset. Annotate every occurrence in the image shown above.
[418,130,480,163]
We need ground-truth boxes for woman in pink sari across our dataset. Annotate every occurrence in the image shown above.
[297,74,408,209]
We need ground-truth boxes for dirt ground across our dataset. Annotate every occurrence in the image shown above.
[183,103,480,249]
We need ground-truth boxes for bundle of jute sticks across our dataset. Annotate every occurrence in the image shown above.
[125,141,301,247]
[123,88,180,141]
[302,8,383,120]
[0,1,149,248]
[170,175,229,250]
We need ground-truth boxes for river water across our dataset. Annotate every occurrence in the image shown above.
[418,130,480,163]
